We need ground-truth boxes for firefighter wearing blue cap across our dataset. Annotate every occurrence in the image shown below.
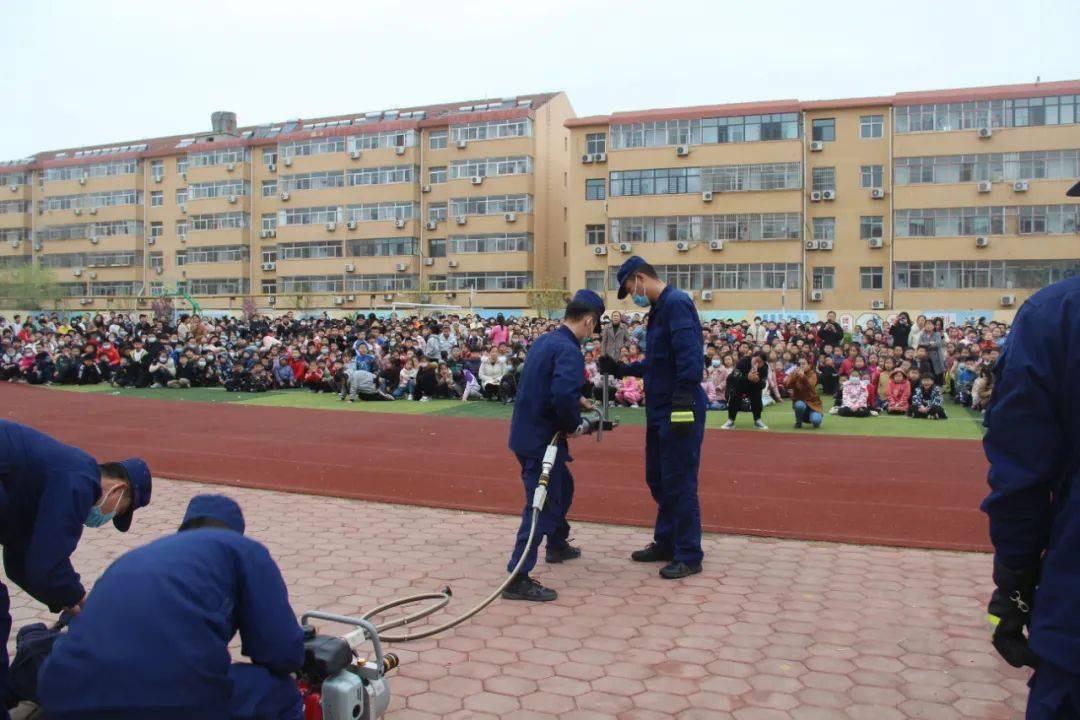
[598,256,705,579]
[0,420,151,720]
[502,289,607,602]
[38,494,305,720]
[981,243,1079,713]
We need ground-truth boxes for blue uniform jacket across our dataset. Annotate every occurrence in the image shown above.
[509,325,584,459]
[0,420,97,612]
[38,526,305,715]
[981,277,1080,670]
[623,286,706,423]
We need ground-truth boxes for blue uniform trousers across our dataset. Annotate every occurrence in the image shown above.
[228,663,303,720]
[507,450,574,576]
[644,419,704,565]
[1028,661,1080,719]
[1,581,9,720]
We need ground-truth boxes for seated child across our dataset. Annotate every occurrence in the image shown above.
[970,365,994,411]
[908,375,948,419]
[832,369,877,418]
[701,368,725,411]
[885,369,911,414]
[615,376,643,407]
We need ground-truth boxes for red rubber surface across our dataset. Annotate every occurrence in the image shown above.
[2,383,991,551]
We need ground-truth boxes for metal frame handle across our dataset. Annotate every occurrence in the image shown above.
[300,610,386,671]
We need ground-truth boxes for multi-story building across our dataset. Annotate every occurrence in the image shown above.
[0,93,573,313]
[568,80,1080,319]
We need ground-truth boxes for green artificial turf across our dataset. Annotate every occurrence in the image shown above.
[46,383,984,441]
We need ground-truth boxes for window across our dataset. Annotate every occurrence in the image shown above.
[263,149,277,166]
[176,158,188,175]
[175,220,188,236]
[609,167,700,196]
[894,207,1006,237]
[811,118,835,142]
[346,202,417,222]
[895,95,1079,133]
[448,234,532,254]
[586,225,606,245]
[278,241,343,260]
[85,190,141,208]
[894,260,1078,289]
[344,274,417,292]
[449,195,532,216]
[860,115,884,139]
[278,206,344,226]
[448,271,532,291]
[149,252,164,271]
[429,130,448,150]
[278,137,346,159]
[586,133,607,155]
[150,191,163,207]
[428,202,447,222]
[188,212,247,232]
[261,247,277,263]
[860,165,884,188]
[894,149,1080,185]
[348,130,414,152]
[426,275,447,291]
[347,166,414,186]
[811,167,835,192]
[175,250,186,267]
[860,266,884,290]
[188,180,248,200]
[185,245,247,264]
[812,266,835,290]
[812,217,835,240]
[261,213,277,231]
[610,113,800,148]
[610,213,801,244]
[261,279,277,294]
[428,238,446,257]
[860,216,883,240]
[645,263,801,290]
[428,167,447,184]
[347,237,418,257]
[279,171,347,193]
[450,119,533,144]
[262,180,278,198]
[150,222,163,238]
[700,163,802,192]
[1018,205,1080,234]
[188,278,247,295]
[449,156,532,179]
[585,270,606,292]
[176,189,188,205]
[150,160,164,181]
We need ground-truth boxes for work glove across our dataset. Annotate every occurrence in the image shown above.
[987,560,1040,669]
[669,388,695,437]
[597,356,626,378]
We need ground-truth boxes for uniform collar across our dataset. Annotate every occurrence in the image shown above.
[653,285,674,309]
[556,324,579,343]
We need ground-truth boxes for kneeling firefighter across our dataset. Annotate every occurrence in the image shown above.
[38,494,306,720]
[502,289,610,602]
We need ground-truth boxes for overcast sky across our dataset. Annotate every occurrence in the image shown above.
[3,0,1077,159]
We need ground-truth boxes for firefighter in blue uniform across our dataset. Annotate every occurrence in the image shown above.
[599,256,705,579]
[502,289,607,602]
[981,180,1080,719]
[39,494,306,720]
[0,420,151,720]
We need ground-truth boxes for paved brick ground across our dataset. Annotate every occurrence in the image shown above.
[6,479,1029,719]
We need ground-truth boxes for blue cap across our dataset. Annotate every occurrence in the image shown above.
[571,289,605,318]
[113,457,152,532]
[616,256,648,299]
[181,494,246,534]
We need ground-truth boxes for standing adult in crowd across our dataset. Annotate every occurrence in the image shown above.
[918,318,946,385]
[818,311,844,349]
[601,310,629,360]
[600,256,705,579]
[890,311,913,349]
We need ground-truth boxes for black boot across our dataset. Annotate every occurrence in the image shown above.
[545,544,581,564]
[501,575,558,602]
[631,543,674,563]
[659,561,702,579]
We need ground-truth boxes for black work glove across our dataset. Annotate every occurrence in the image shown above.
[597,355,628,378]
[669,388,695,437]
[987,560,1040,669]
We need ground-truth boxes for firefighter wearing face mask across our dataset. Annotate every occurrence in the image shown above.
[0,420,151,720]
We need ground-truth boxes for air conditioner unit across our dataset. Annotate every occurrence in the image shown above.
[90,236,99,245]
[978,127,993,139]
[179,204,187,214]
[977,181,993,193]
[448,260,459,268]
[423,257,435,266]
[79,299,90,306]
[818,240,834,250]
[280,192,290,201]
[395,218,406,229]
[88,271,97,280]
[426,220,438,230]
[74,208,82,215]
[1013,180,1029,192]
[267,296,276,305]
[153,176,163,184]
[809,191,822,202]
[8,238,18,248]
[228,194,237,204]
[455,216,467,225]
[74,269,83,277]
[809,140,824,152]
[456,139,468,149]
[871,300,886,310]
[33,242,42,251]
[582,154,595,164]
[89,207,97,215]
[870,188,885,199]
[805,240,819,250]
[268,163,277,173]
[350,150,362,160]
[1000,294,1016,307]
[504,212,517,223]
[346,295,356,301]
[593,245,608,256]
[383,293,395,301]
[259,230,269,239]
[975,236,990,248]
[810,290,823,302]
[155,266,163,275]
[676,145,690,157]
[283,157,293,167]
[178,234,187,243]
[594,152,607,163]
[395,146,406,156]
[445,291,457,299]
[422,184,431,193]
[261,262,276,271]
[822,190,836,201]
[675,241,690,252]
[709,240,724,251]
[702,190,714,202]
[326,222,336,232]
[344,264,356,273]
[181,172,187,180]
[226,163,236,172]
[471,175,483,185]
[346,220,357,230]
[78,177,86,185]
[700,290,713,301]
[868,237,884,249]
[395,263,407,272]
[268,230,276,238]
[618,242,633,253]
[333,296,344,305]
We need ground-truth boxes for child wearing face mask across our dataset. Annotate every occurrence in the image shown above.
[701,368,725,411]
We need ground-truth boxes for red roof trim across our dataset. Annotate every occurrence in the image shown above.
[565,115,611,128]
[419,107,533,128]
[40,152,143,170]
[894,79,1080,106]
[801,96,893,110]
[276,119,420,143]
[610,100,801,124]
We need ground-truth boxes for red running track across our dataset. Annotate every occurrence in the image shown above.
[1,384,991,551]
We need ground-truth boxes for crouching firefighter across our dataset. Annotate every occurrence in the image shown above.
[0,420,152,720]
[38,494,306,720]
[502,289,611,602]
